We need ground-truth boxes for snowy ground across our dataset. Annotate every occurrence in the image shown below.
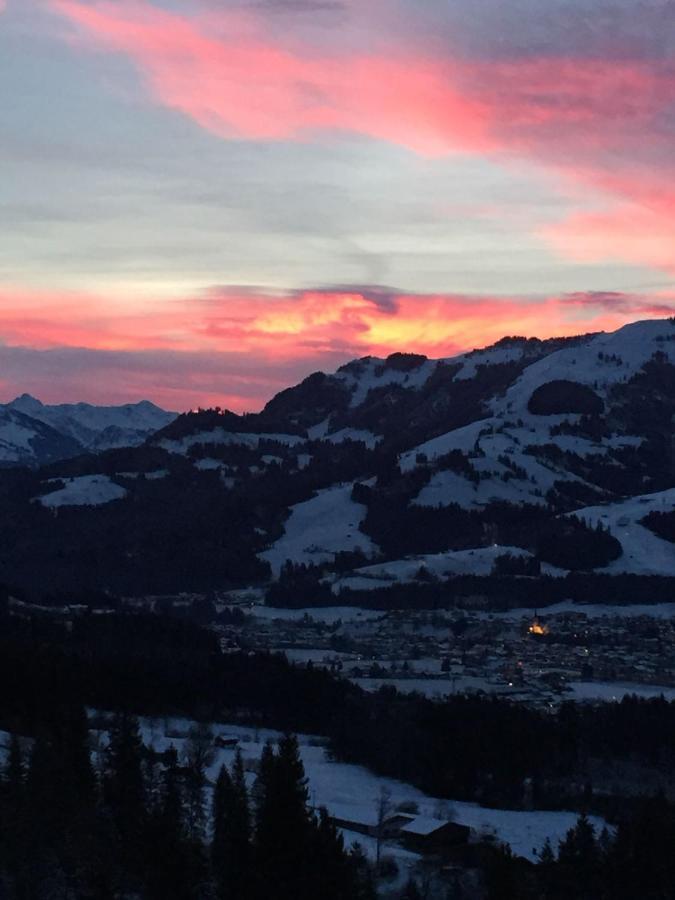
[331,546,564,593]
[477,600,675,621]
[567,681,675,703]
[259,484,378,576]
[135,717,607,865]
[570,488,675,576]
[36,474,127,508]
[159,428,306,455]
[246,603,383,624]
[351,676,498,698]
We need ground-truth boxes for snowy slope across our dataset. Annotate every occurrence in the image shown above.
[336,356,438,407]
[0,408,83,466]
[260,484,378,575]
[36,474,128,508]
[159,428,306,455]
[500,319,675,416]
[137,716,609,864]
[331,546,565,593]
[570,489,675,576]
[395,320,675,511]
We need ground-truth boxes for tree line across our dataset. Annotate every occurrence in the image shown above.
[0,705,374,899]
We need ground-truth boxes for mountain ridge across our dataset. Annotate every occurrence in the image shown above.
[0,317,673,596]
[0,395,177,466]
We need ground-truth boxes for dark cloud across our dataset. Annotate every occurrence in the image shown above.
[395,0,675,61]
[563,290,675,316]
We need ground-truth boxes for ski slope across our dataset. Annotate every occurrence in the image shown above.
[37,475,127,508]
[260,484,378,576]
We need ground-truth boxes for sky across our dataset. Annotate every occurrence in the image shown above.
[1,0,674,411]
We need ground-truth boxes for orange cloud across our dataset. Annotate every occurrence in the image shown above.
[1,284,673,410]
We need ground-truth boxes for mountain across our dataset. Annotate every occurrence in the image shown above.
[0,408,84,467]
[0,318,674,597]
[0,395,176,465]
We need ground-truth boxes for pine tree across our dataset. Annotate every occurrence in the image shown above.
[254,735,312,900]
[104,712,146,873]
[212,764,234,897]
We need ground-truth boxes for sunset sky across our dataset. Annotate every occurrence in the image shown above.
[1,0,674,411]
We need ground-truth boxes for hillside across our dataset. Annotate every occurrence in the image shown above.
[0,318,673,598]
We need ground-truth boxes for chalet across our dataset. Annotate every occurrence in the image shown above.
[214,735,240,749]
[398,817,471,854]
[329,812,470,855]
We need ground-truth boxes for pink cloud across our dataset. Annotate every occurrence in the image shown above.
[48,0,492,155]
[47,0,675,273]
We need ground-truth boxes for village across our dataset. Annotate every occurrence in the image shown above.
[216,597,675,709]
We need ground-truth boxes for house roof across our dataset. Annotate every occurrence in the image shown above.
[400,816,457,836]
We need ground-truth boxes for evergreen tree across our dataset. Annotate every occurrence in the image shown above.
[254,735,312,899]
[104,712,146,875]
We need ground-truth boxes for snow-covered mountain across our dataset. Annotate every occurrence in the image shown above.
[0,408,84,467]
[0,395,176,465]
[2,318,674,595]
[148,317,675,582]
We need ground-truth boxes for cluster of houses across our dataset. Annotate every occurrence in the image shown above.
[215,601,675,708]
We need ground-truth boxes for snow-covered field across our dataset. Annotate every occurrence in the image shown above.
[136,717,607,864]
[159,428,306,455]
[479,600,675,621]
[246,604,383,624]
[260,484,378,576]
[36,474,127,508]
[570,489,675,576]
[567,681,675,703]
[331,546,565,593]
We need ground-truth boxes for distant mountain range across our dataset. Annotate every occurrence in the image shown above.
[1,318,674,597]
[0,395,176,466]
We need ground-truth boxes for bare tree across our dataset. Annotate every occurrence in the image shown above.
[374,786,392,867]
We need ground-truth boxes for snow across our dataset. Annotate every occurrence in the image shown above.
[478,600,675,621]
[567,681,675,703]
[134,716,608,864]
[337,357,437,408]
[193,458,226,470]
[4,395,175,449]
[0,415,35,453]
[400,816,452,835]
[331,546,549,593]
[502,319,675,415]
[307,419,330,440]
[395,321,675,520]
[159,429,305,454]
[244,604,383,624]
[569,488,675,576]
[400,420,489,471]
[36,474,127,508]
[260,484,378,576]
[414,468,550,509]
[296,453,312,469]
[325,427,381,449]
[454,345,526,380]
